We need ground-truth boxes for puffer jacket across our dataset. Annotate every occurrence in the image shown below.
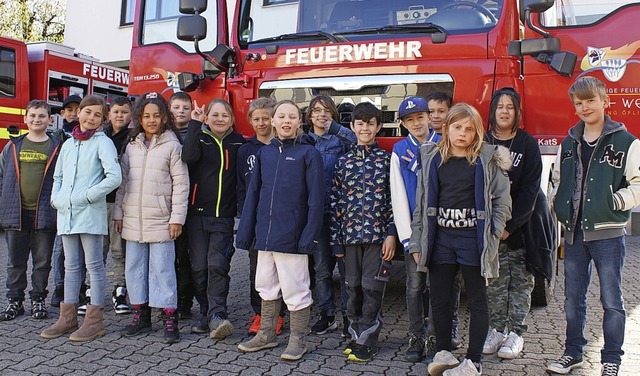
[0,133,61,231]
[236,134,325,255]
[408,143,512,281]
[329,143,397,255]
[113,131,189,243]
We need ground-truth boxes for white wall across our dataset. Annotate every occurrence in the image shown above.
[64,0,133,67]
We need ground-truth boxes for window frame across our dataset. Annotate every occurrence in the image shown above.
[263,0,297,6]
[120,0,135,26]
[0,47,17,98]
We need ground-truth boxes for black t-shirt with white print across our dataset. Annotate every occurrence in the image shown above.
[437,156,477,228]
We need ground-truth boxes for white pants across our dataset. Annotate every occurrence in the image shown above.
[256,251,313,311]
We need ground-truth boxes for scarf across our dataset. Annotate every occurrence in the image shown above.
[72,125,97,141]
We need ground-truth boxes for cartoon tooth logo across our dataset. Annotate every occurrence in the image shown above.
[580,41,640,82]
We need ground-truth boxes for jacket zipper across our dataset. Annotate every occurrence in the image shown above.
[214,137,224,217]
[138,142,149,241]
[33,142,60,230]
[265,144,283,250]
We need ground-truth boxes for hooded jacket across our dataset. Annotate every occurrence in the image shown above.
[0,133,61,231]
[236,134,324,255]
[103,121,131,203]
[237,136,269,216]
[408,143,512,281]
[113,131,189,243]
[181,119,245,218]
[551,115,640,243]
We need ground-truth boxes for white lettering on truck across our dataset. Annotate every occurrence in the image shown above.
[285,41,422,65]
[82,63,130,85]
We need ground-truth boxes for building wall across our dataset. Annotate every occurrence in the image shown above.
[64,0,133,68]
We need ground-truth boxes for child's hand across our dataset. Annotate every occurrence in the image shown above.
[114,220,122,234]
[336,253,345,258]
[169,223,183,239]
[500,229,510,240]
[401,149,415,163]
[381,235,396,261]
[191,100,206,122]
[412,252,419,265]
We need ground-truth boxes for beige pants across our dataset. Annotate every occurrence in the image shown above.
[256,251,313,311]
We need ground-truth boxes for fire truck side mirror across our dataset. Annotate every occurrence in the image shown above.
[177,15,207,42]
[549,51,577,77]
[179,0,207,14]
[178,72,201,92]
[519,0,553,25]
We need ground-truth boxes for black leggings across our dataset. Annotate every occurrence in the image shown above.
[429,263,489,364]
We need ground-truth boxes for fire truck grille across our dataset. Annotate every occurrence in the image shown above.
[312,86,387,96]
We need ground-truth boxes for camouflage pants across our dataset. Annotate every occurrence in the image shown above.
[486,242,534,335]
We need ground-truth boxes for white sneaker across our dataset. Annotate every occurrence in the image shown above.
[427,350,460,376]
[498,331,524,359]
[443,359,482,376]
[482,328,505,355]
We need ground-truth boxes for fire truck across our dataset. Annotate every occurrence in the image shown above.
[0,36,129,146]
[128,0,640,303]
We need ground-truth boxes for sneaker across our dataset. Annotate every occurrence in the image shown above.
[341,315,350,338]
[547,355,584,374]
[276,315,285,335]
[427,350,460,376]
[343,340,356,355]
[50,285,64,308]
[442,359,482,376]
[191,315,209,334]
[248,314,261,335]
[78,288,90,316]
[425,335,437,363]
[209,314,234,340]
[0,300,24,321]
[112,287,131,314]
[311,313,337,335]
[482,329,505,355]
[347,344,378,362]
[31,299,48,319]
[404,334,425,362]
[451,325,462,349]
[601,363,620,376]
[497,331,524,359]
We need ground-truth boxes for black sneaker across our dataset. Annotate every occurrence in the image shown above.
[0,300,24,321]
[50,285,64,308]
[31,299,48,319]
[112,287,131,314]
[343,340,356,355]
[547,355,584,374]
[425,335,437,363]
[601,363,620,376]
[341,315,350,338]
[347,344,378,362]
[191,315,209,334]
[77,286,89,316]
[404,334,425,362]
[451,325,462,349]
[311,313,337,335]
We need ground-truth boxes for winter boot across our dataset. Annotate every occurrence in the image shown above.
[41,303,78,339]
[163,308,180,344]
[281,306,310,361]
[69,305,106,342]
[238,299,281,352]
[122,303,152,337]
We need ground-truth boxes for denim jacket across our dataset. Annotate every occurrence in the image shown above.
[308,121,356,211]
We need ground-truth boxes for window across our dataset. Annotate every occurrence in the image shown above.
[263,0,297,5]
[0,48,16,98]
[121,0,135,26]
[145,0,181,21]
[541,0,637,27]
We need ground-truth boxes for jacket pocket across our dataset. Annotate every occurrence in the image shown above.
[158,196,170,217]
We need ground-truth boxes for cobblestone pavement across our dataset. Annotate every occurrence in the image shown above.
[0,232,638,375]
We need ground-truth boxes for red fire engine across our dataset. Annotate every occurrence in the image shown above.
[0,36,129,146]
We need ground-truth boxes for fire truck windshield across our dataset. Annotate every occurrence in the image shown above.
[241,0,503,45]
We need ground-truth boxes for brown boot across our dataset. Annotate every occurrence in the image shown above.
[281,306,310,361]
[69,305,106,342]
[238,299,281,352]
[41,302,78,339]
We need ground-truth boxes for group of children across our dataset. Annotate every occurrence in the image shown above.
[0,76,637,376]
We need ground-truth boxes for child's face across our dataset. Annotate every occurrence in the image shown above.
[493,95,516,133]
[170,99,192,127]
[205,102,232,137]
[78,105,104,132]
[447,116,476,156]
[272,103,301,139]
[250,108,273,138]
[24,107,50,134]
[61,103,79,123]
[309,102,332,130]
[141,103,165,140]
[427,100,449,132]
[351,118,381,145]
[572,94,609,127]
[400,111,430,141]
[109,104,131,131]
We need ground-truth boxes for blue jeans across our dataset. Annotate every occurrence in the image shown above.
[312,217,347,316]
[5,210,55,301]
[52,234,86,288]
[126,241,177,309]
[564,229,625,365]
[62,234,105,306]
